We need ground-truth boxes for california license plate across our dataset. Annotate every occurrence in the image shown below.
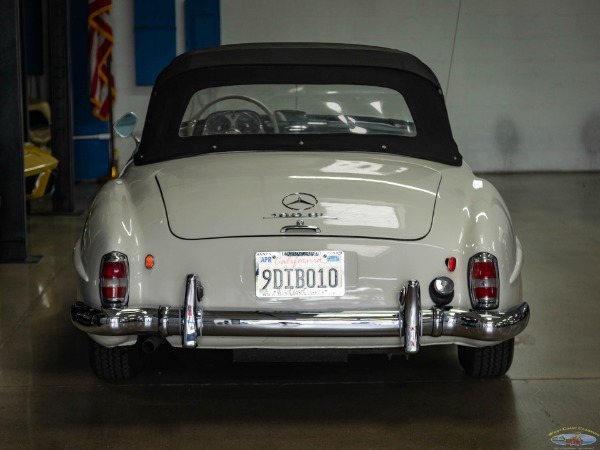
[255,251,345,298]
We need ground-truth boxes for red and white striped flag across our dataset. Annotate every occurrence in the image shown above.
[88,0,115,121]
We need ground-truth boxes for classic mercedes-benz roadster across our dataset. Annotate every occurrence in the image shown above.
[71,43,529,380]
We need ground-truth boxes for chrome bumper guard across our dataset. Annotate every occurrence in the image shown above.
[71,275,530,352]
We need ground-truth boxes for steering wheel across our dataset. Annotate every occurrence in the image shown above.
[188,95,279,135]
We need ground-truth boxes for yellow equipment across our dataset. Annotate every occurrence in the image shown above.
[24,142,58,201]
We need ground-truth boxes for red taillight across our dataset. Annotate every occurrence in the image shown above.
[468,253,499,310]
[474,286,498,299]
[100,252,129,308]
[471,261,496,279]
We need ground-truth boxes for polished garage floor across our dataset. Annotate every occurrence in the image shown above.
[1,173,599,449]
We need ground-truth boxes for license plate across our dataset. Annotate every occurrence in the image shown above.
[255,251,345,298]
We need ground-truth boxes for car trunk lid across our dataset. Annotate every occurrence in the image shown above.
[156,152,441,241]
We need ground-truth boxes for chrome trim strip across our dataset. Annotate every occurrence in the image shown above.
[280,224,321,233]
[430,306,444,338]
[71,273,529,346]
[158,305,171,337]
[421,302,531,342]
[182,274,199,348]
[402,280,421,354]
[206,311,401,337]
[71,302,529,343]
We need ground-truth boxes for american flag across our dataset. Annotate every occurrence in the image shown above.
[88,0,114,121]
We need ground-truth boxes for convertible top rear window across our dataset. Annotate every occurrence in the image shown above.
[179,84,416,138]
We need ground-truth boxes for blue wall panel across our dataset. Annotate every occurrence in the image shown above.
[185,0,220,51]
[134,0,176,86]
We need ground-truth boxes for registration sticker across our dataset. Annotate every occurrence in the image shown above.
[255,251,345,298]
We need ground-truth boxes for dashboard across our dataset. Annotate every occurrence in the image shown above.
[203,110,264,135]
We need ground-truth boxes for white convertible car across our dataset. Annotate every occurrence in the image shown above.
[71,43,529,380]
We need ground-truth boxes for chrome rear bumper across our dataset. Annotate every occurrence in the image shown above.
[71,275,530,352]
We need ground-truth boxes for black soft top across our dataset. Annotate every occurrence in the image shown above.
[137,43,462,166]
[156,43,442,89]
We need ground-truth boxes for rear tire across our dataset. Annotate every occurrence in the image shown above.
[89,338,144,381]
[458,338,514,377]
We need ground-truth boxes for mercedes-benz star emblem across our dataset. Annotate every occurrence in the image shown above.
[282,193,318,211]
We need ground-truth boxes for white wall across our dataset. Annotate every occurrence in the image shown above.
[110,0,600,171]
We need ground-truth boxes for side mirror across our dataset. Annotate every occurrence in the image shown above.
[113,112,138,140]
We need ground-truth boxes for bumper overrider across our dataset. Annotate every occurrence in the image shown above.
[71,275,530,353]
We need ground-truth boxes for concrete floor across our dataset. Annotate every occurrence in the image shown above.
[0,173,599,449]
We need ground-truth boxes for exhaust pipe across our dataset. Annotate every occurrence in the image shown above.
[141,336,165,354]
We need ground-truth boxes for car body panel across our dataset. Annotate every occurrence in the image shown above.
[157,152,441,241]
[75,154,522,345]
